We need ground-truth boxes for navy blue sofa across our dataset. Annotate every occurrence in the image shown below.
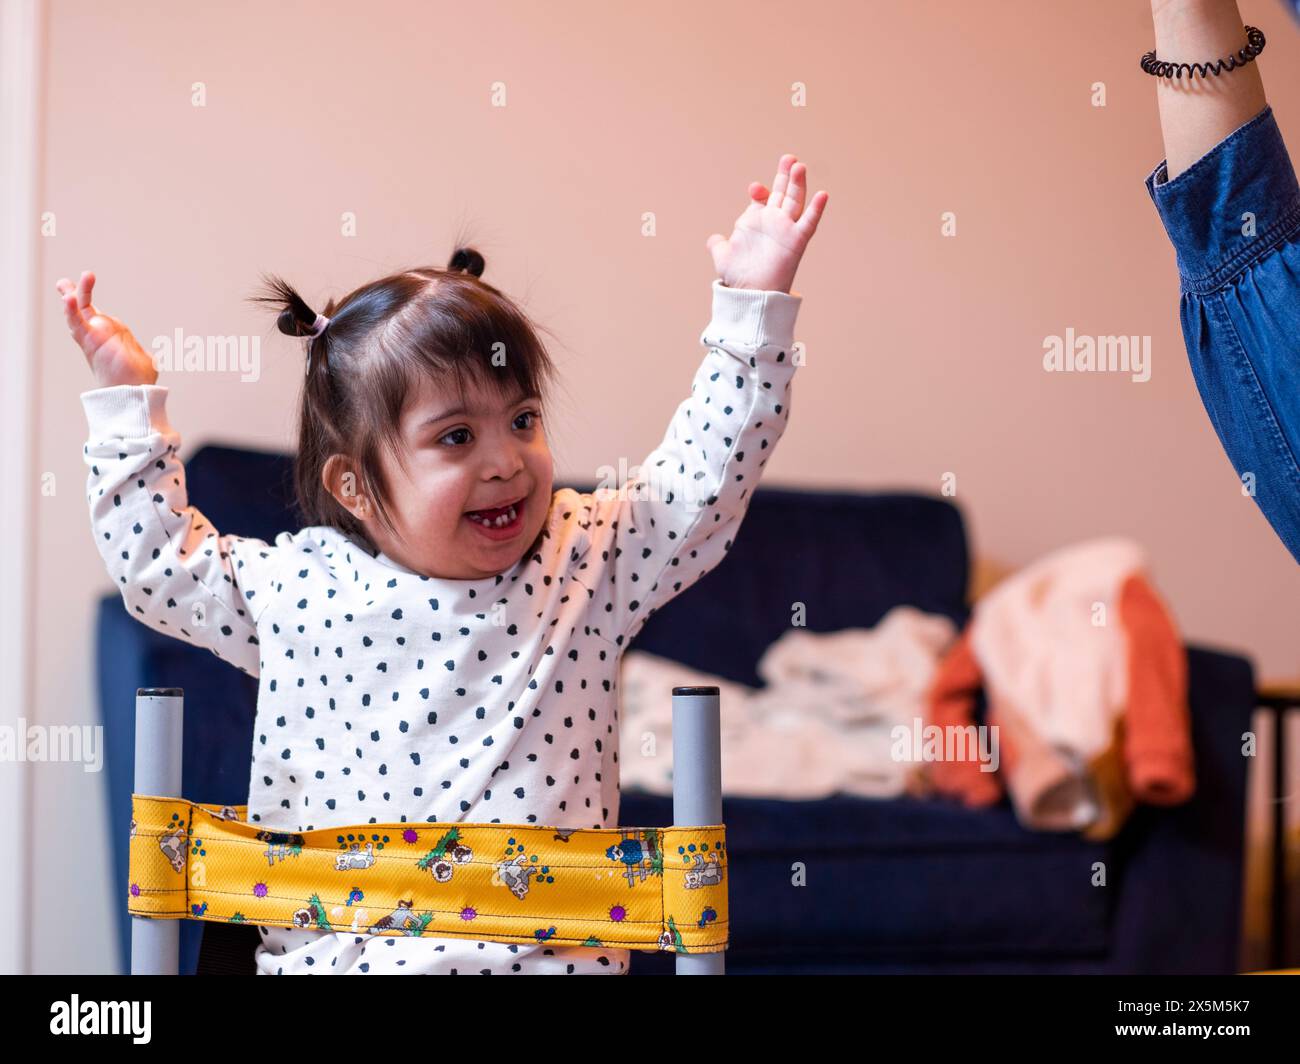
[96,443,1256,974]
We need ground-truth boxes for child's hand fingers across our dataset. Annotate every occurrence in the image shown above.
[57,282,89,340]
[795,190,830,241]
[755,160,819,227]
[61,291,100,356]
[56,270,118,355]
[760,156,808,221]
[782,162,807,221]
[77,269,97,313]
[765,154,796,210]
[56,271,99,328]
[55,276,79,309]
[55,269,156,385]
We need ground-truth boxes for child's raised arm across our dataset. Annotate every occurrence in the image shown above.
[558,155,827,646]
[59,271,286,676]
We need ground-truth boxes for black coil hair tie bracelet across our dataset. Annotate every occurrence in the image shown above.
[1141,24,1265,78]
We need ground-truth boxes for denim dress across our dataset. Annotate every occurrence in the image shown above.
[1145,105,1300,564]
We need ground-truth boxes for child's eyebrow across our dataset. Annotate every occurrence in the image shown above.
[414,391,539,431]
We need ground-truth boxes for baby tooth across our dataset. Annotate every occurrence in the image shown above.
[470,503,518,528]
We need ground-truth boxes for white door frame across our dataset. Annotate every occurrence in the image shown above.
[0,0,43,975]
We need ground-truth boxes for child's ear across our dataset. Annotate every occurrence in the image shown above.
[322,453,368,520]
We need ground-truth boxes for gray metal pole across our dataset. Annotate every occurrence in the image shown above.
[671,685,724,975]
[130,687,184,975]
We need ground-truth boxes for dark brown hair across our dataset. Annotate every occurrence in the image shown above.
[248,247,559,556]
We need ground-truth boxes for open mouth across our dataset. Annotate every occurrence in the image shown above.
[463,496,526,536]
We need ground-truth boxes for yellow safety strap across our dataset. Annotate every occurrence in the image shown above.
[127,795,728,954]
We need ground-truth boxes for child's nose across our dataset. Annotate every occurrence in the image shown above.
[481,444,525,481]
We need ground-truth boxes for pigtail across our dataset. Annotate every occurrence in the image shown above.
[447,247,485,277]
[248,273,325,338]
[247,273,338,383]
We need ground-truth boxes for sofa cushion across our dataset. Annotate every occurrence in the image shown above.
[619,791,1113,967]
[622,486,970,686]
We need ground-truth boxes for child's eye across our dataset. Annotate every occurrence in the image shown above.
[437,411,539,448]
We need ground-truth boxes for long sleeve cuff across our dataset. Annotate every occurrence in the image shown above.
[81,384,173,439]
[700,279,802,353]
[1145,105,1300,293]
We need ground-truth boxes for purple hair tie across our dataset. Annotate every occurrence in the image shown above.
[305,313,330,338]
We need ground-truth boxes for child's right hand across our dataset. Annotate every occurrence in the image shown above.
[55,270,158,389]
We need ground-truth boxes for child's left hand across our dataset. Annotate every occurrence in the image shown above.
[706,154,829,294]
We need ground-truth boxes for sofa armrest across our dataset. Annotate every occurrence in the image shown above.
[1109,643,1255,973]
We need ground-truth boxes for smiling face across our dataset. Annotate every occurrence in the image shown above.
[326,368,555,580]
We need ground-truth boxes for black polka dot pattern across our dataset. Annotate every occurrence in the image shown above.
[80,280,801,973]
[251,925,629,974]
[568,281,801,652]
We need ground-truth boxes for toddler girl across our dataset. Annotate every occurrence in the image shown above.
[60,154,827,974]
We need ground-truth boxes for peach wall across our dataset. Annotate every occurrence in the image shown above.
[28,0,1299,971]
